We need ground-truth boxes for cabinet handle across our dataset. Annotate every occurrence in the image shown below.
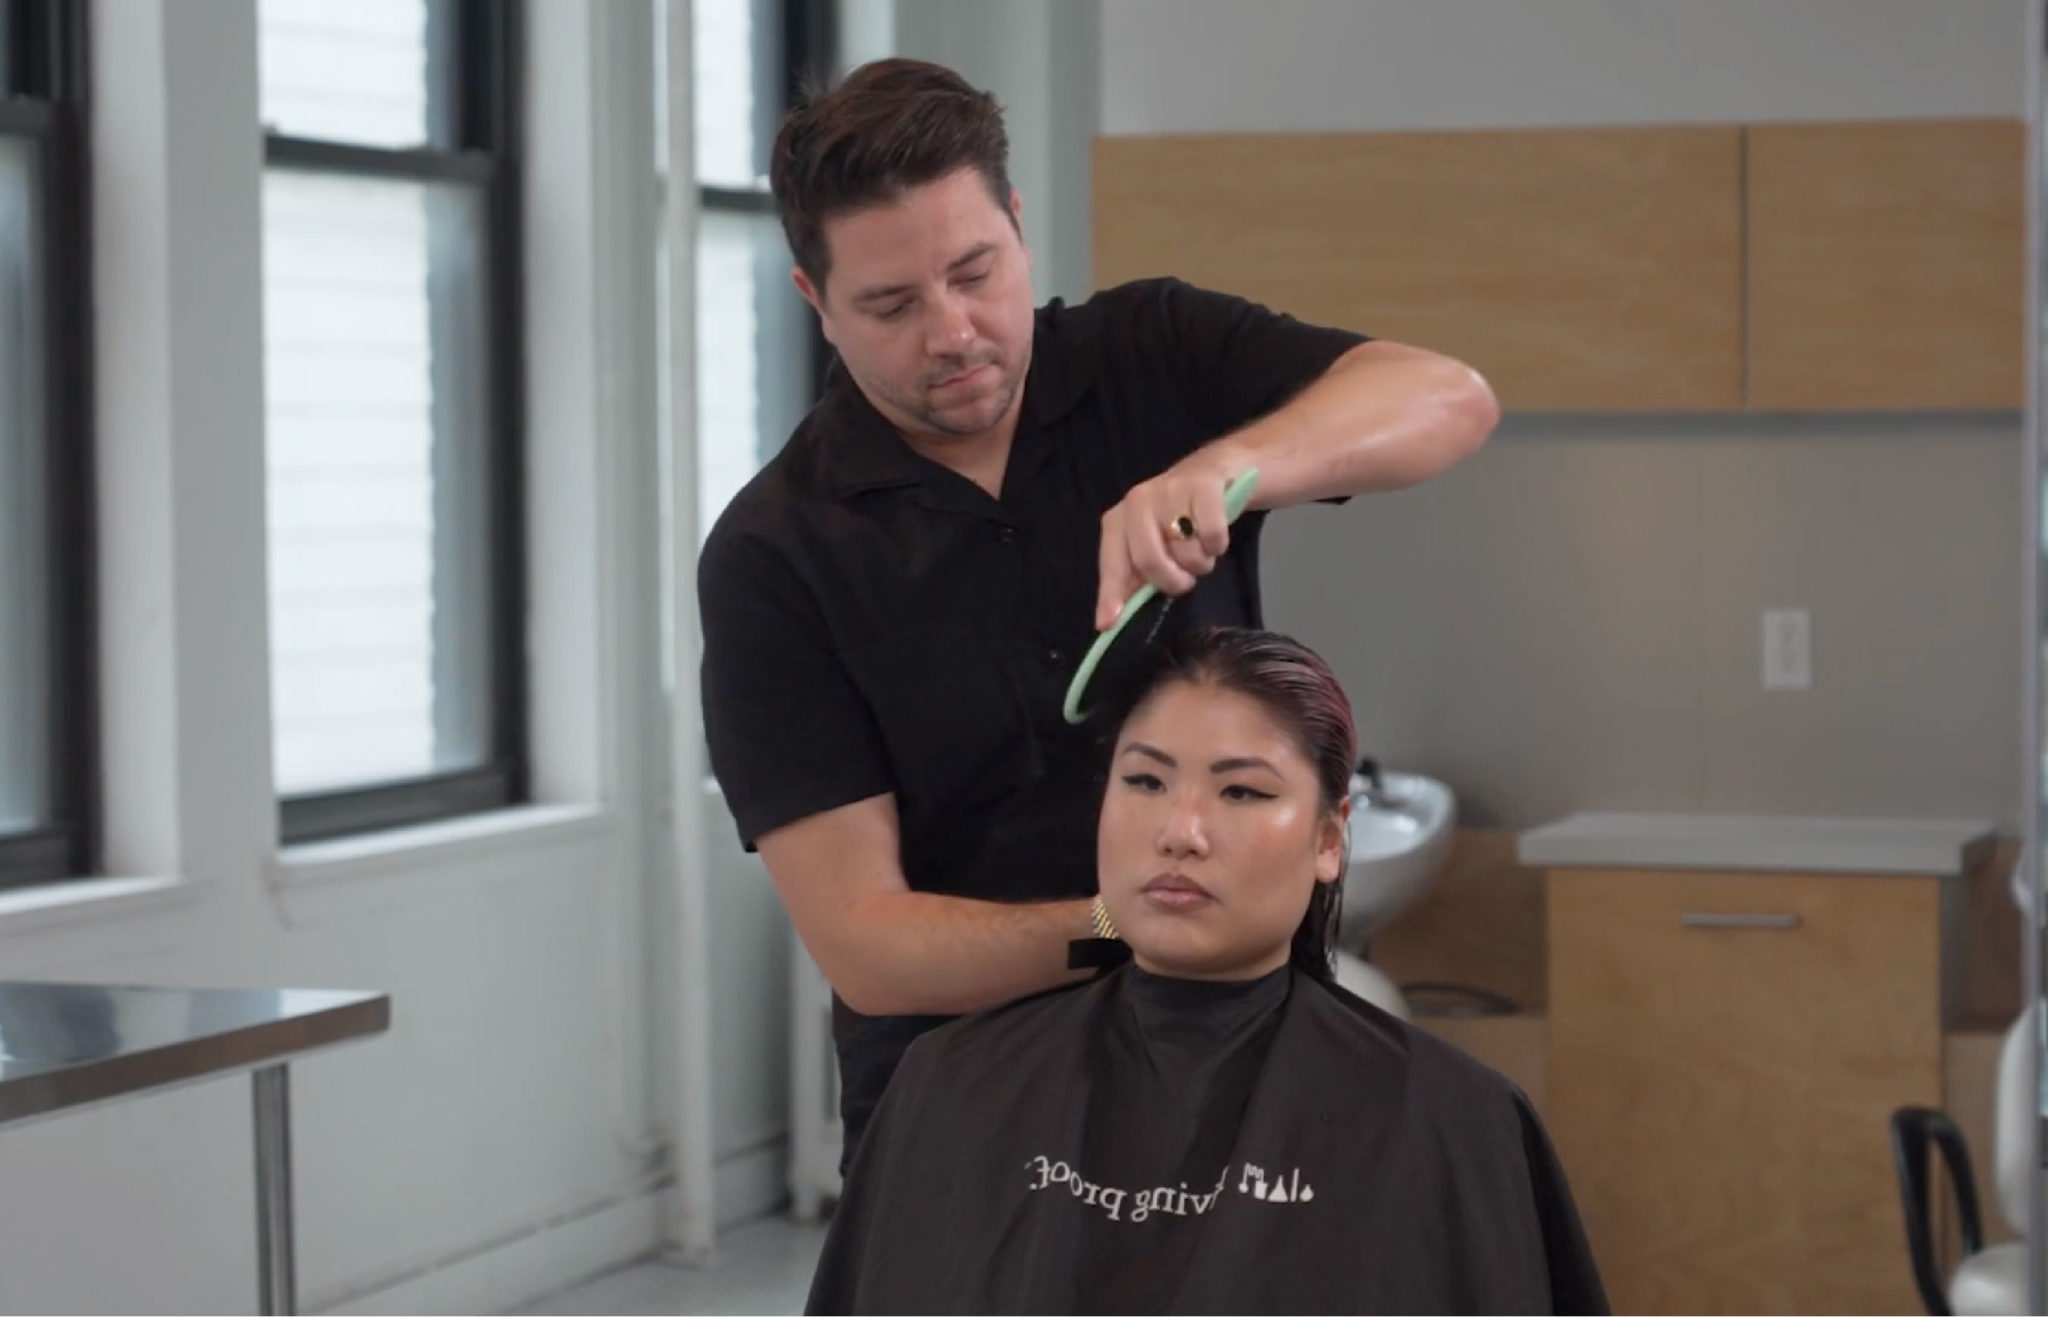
[1680,911,1801,930]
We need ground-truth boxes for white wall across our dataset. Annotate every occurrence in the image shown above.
[703,818,794,1226]
[1099,0,2032,830]
[0,3,691,1313]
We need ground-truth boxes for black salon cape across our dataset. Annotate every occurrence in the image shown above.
[806,964,1608,1315]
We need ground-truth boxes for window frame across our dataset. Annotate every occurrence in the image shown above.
[0,0,94,892]
[262,0,528,845]
[697,0,836,399]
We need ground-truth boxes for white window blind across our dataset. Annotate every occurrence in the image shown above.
[259,0,508,818]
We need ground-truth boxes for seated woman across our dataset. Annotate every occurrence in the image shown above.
[807,627,1607,1315]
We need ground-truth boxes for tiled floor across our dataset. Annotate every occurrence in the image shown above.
[510,1216,830,1316]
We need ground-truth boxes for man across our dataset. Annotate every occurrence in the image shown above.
[698,58,1498,1168]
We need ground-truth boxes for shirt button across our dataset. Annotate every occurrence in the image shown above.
[1047,648,1065,665]
[998,526,1017,543]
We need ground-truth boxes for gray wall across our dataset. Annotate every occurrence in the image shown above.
[1260,417,2023,829]
[892,0,1100,304]
[1101,0,2027,133]
[1103,0,2031,830]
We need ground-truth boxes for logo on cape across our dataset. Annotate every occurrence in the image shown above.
[1026,1155,1315,1223]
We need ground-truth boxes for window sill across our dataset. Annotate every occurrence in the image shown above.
[0,873,195,941]
[267,801,614,893]
[0,809,617,939]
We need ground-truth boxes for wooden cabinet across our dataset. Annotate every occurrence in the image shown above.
[1746,118,2026,411]
[1546,868,1945,1315]
[1093,127,1746,412]
[1091,116,2023,413]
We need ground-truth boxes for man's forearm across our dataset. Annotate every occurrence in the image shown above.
[827,889,1096,1017]
[1205,340,1499,509]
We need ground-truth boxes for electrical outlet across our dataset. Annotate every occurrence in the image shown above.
[1762,608,1811,691]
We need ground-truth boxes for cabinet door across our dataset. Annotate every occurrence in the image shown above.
[1746,118,2025,410]
[1547,868,1942,1314]
[1093,126,1744,412]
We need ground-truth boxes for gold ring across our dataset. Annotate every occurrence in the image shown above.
[1170,515,1197,540]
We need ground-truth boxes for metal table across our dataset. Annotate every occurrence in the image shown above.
[0,981,391,1314]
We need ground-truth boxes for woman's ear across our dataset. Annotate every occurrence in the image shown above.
[1314,799,1349,885]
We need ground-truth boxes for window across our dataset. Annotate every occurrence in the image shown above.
[667,0,833,546]
[258,0,523,843]
[0,0,88,890]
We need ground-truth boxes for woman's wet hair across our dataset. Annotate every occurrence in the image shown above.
[1123,626,1356,981]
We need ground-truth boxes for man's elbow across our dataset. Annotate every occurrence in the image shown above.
[830,981,889,1017]
[1343,341,1499,480]
[817,949,980,1018]
[803,922,944,1018]
[828,969,910,1018]
[1438,358,1500,466]
[799,935,894,1016]
[1378,356,1498,490]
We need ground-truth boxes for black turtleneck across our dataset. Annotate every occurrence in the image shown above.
[1076,963,1292,1313]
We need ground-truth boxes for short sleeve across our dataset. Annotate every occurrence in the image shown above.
[698,526,894,850]
[1135,276,1371,437]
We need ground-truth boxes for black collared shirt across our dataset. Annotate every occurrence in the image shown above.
[697,276,1368,1158]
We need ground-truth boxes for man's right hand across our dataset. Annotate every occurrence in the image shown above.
[1093,454,1239,631]
[756,794,1094,1018]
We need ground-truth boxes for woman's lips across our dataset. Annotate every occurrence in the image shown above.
[1141,873,1215,912]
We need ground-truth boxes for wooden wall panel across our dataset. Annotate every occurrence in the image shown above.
[1746,118,2025,410]
[1093,127,1745,411]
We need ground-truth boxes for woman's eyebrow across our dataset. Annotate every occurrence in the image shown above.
[1122,744,1285,778]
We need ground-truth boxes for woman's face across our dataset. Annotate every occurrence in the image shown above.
[1097,679,1347,981]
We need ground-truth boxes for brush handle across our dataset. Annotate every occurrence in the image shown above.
[1220,467,1259,522]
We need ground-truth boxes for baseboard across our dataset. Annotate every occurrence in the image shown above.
[311,1184,663,1316]
[715,1137,790,1229]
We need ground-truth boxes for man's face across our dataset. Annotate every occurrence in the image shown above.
[795,167,1036,445]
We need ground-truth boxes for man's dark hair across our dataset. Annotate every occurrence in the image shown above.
[769,57,1014,294]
